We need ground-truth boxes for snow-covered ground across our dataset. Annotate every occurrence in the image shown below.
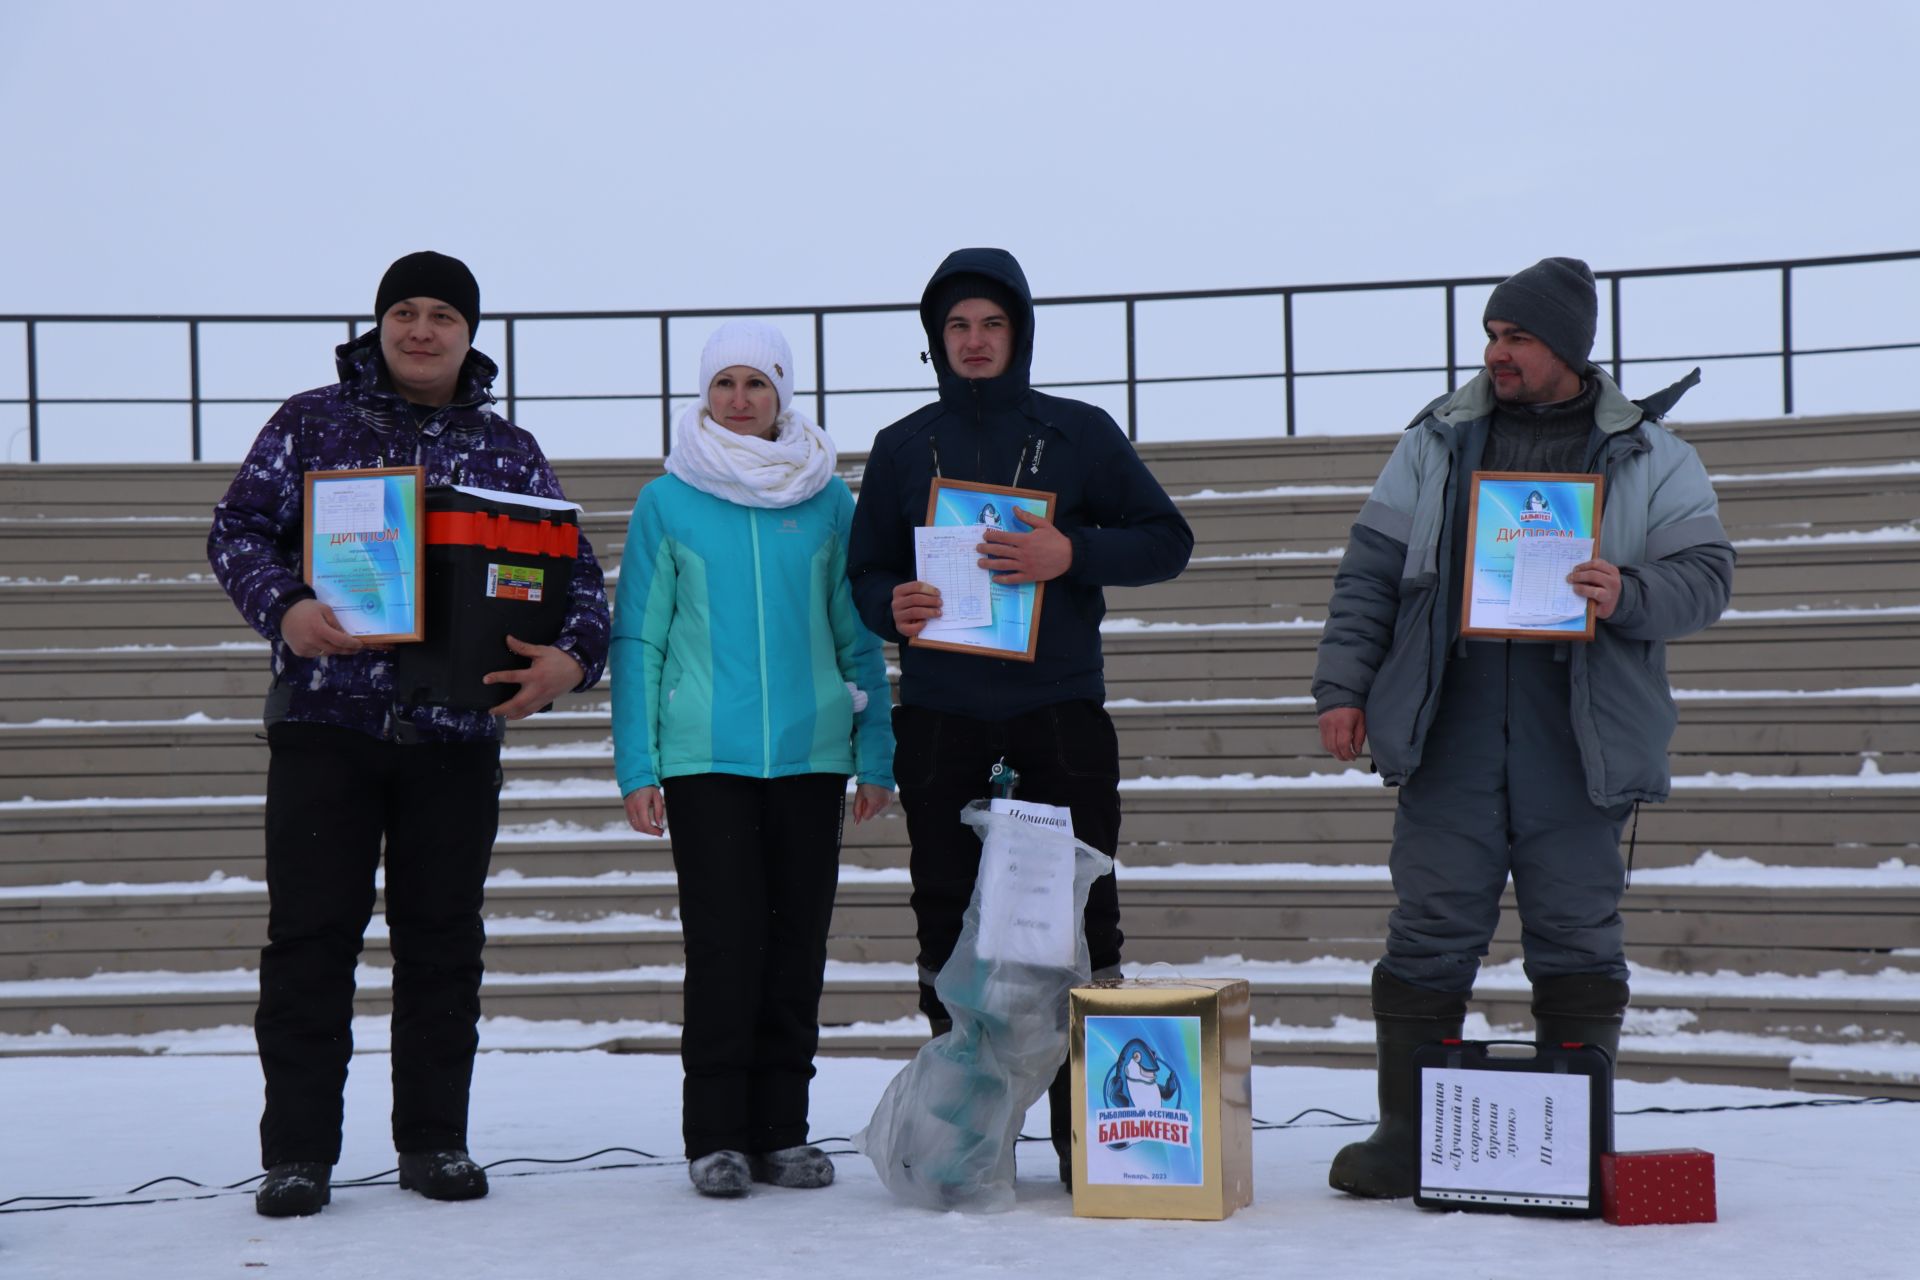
[2,1050,1916,1279]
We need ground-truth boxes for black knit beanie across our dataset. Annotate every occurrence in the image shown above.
[375,251,481,338]
[1484,256,1597,373]
[928,272,1021,338]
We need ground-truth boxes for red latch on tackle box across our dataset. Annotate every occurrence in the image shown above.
[1601,1148,1716,1225]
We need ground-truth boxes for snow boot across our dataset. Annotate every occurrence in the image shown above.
[1532,973,1629,1065]
[1328,967,1467,1199]
[397,1149,489,1201]
[689,1149,752,1197]
[750,1145,835,1189]
[255,1161,332,1217]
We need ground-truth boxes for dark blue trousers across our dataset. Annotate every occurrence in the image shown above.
[890,699,1124,1018]
[1381,642,1633,995]
[663,772,847,1160]
[891,699,1125,1162]
[256,722,501,1167]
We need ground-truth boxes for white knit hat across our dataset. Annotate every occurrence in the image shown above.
[699,320,795,411]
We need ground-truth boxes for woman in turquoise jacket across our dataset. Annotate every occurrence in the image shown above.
[610,320,894,1198]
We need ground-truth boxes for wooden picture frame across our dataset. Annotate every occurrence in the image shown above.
[909,477,1056,662]
[300,465,427,644]
[1459,470,1605,641]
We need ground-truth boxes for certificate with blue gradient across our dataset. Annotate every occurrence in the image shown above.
[301,466,425,642]
[1461,471,1604,640]
[910,478,1055,662]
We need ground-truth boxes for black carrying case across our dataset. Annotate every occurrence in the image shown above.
[391,485,578,712]
[1411,1038,1614,1217]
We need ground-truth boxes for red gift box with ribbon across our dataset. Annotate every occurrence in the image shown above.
[1601,1148,1716,1225]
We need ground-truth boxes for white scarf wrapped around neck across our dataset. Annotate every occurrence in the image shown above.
[664,400,837,509]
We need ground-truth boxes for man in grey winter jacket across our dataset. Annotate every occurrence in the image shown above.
[1311,256,1734,1199]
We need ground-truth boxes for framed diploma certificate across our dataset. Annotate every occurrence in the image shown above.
[1460,471,1605,641]
[910,478,1055,662]
[301,466,426,643]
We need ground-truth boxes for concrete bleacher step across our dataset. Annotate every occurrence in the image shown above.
[0,459,671,522]
[1,609,1915,728]
[9,877,1918,983]
[1130,544,1920,622]
[6,955,1917,1082]
[0,644,280,723]
[1233,1037,1916,1097]
[0,510,633,582]
[529,1027,1917,1097]
[1089,614,1920,699]
[1670,412,1920,475]
[5,780,1916,889]
[4,693,1916,802]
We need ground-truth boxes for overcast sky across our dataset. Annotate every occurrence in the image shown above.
[3,0,1917,459]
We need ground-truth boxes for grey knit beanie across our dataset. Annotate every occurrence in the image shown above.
[1484,257,1597,373]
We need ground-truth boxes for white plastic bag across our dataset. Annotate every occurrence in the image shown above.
[854,799,1114,1212]
[974,799,1077,967]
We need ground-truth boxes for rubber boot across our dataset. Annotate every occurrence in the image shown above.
[1532,973,1629,1065]
[1328,967,1468,1199]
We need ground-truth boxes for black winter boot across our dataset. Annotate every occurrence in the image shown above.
[1532,973,1630,1065]
[1050,1063,1073,1188]
[1329,968,1468,1199]
[397,1149,489,1201]
[255,1162,331,1217]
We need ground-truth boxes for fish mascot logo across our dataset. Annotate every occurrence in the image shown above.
[1095,1037,1194,1150]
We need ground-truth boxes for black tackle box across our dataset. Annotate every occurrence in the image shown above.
[392,485,580,711]
[1411,1038,1615,1217]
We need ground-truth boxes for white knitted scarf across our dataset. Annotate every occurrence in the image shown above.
[664,400,837,509]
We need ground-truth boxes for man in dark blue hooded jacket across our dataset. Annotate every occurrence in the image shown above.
[848,248,1193,1181]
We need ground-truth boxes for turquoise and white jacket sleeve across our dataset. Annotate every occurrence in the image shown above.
[830,485,896,789]
[610,484,676,796]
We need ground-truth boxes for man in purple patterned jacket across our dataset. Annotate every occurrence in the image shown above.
[208,251,609,1218]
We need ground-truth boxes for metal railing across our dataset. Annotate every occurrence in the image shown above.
[4,249,1917,462]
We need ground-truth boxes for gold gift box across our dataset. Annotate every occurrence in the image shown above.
[1068,977,1253,1220]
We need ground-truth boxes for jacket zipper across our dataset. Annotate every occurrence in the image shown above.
[1011,436,1033,485]
[750,506,772,773]
[971,381,983,475]
[944,384,1033,484]
[1410,449,1456,745]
